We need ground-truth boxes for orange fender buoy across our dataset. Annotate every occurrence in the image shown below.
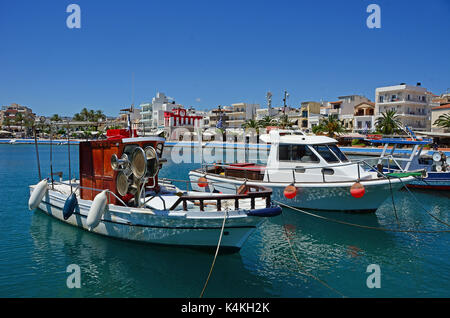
[350,182,365,198]
[284,185,298,199]
[198,177,208,188]
[237,184,248,195]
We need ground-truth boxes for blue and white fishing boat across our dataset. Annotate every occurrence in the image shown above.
[27,127,281,252]
[366,133,450,190]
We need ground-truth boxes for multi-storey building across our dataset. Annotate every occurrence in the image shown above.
[140,92,180,129]
[375,83,438,131]
[226,103,259,128]
[353,101,375,133]
[0,103,35,135]
[300,101,321,129]
[431,103,450,133]
[208,106,231,128]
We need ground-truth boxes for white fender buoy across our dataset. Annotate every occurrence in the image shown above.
[28,179,48,210]
[86,190,108,231]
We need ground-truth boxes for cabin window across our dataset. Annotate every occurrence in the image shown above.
[312,145,340,163]
[328,144,349,162]
[278,144,319,163]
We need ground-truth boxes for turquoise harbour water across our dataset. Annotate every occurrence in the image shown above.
[0,144,449,298]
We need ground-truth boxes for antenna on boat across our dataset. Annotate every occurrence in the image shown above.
[50,126,54,190]
[33,126,42,181]
[67,121,72,194]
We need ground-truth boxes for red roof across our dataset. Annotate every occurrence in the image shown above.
[330,101,342,104]
[432,103,450,110]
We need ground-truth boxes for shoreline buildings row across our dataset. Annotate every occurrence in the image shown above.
[137,83,450,135]
[1,83,449,139]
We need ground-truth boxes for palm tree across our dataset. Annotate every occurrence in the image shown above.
[73,113,83,121]
[313,114,345,138]
[277,114,294,129]
[3,117,11,131]
[88,109,95,121]
[375,110,402,135]
[258,115,276,128]
[241,119,260,129]
[23,118,34,137]
[94,110,106,122]
[14,113,24,133]
[50,114,61,122]
[433,113,450,130]
[80,108,89,121]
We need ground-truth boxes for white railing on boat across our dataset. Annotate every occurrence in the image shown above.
[199,155,425,184]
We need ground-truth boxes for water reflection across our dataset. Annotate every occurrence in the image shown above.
[29,210,276,297]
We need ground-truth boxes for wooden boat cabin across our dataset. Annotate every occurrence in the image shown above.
[79,129,165,206]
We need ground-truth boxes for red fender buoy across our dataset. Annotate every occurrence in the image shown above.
[198,177,208,188]
[350,182,365,198]
[284,185,298,199]
[237,184,248,195]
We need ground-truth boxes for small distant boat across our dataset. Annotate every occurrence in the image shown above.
[366,135,450,190]
[189,129,418,213]
[9,139,16,144]
[28,128,281,252]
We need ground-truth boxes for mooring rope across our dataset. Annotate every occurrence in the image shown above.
[199,212,228,298]
[274,201,450,234]
[281,214,346,298]
[387,177,400,227]
[396,177,450,228]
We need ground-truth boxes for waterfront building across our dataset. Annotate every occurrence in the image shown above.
[0,103,35,137]
[432,92,450,105]
[353,101,376,133]
[431,103,450,133]
[140,92,180,129]
[164,107,203,128]
[300,101,321,129]
[256,107,279,120]
[375,83,438,131]
[208,106,232,128]
[226,103,260,128]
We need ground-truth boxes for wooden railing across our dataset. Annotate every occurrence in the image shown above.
[168,184,273,212]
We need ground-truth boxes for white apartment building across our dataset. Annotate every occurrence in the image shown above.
[375,83,438,131]
[140,92,180,128]
[227,103,259,128]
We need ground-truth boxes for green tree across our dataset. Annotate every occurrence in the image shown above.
[3,117,12,130]
[258,115,276,128]
[50,114,62,122]
[313,114,345,138]
[14,113,24,132]
[241,119,260,129]
[277,114,294,129]
[375,110,402,135]
[433,113,450,130]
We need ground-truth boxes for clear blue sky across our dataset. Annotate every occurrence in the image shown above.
[0,0,449,117]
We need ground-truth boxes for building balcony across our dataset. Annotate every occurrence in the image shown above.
[377,99,427,105]
[396,112,428,118]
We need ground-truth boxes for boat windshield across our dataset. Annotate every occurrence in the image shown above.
[328,144,349,162]
[279,144,320,163]
[312,145,340,163]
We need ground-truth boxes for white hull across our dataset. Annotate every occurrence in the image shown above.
[189,171,414,212]
[30,186,268,251]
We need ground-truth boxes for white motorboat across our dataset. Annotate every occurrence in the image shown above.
[28,128,281,252]
[189,130,418,213]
